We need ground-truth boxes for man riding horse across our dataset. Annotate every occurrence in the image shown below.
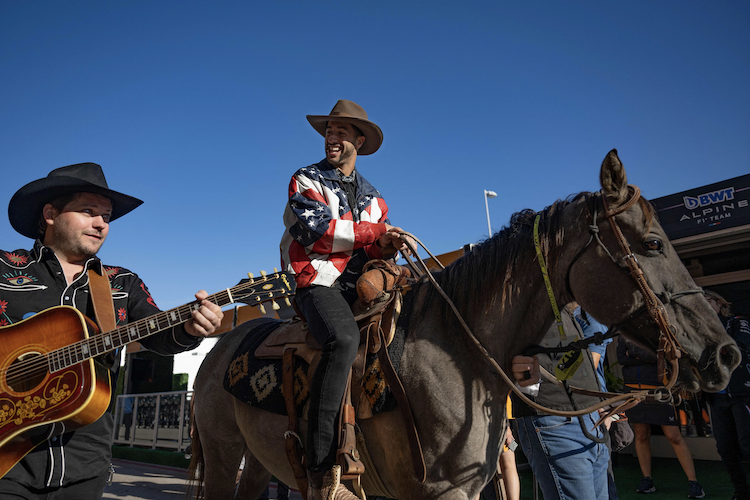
[279,100,411,500]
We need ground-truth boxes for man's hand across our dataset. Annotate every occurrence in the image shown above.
[511,354,540,387]
[185,290,224,338]
[379,225,415,257]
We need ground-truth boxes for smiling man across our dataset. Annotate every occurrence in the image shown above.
[280,100,410,500]
[0,163,223,499]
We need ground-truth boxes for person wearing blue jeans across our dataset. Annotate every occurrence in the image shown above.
[575,306,620,500]
[511,305,611,500]
[516,411,610,500]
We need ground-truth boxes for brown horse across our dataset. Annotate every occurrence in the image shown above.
[188,150,739,500]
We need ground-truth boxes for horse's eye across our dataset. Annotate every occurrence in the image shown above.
[644,239,662,252]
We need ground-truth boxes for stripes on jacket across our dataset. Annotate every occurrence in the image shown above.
[280,159,390,288]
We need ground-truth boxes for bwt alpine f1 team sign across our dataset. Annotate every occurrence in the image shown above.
[651,174,750,240]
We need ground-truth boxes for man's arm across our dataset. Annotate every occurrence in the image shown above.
[126,276,223,354]
[287,171,389,254]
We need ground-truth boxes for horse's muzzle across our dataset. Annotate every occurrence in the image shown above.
[697,341,741,392]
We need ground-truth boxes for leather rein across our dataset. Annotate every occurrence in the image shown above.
[398,185,703,420]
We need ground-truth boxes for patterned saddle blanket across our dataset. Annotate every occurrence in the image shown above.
[223,318,405,417]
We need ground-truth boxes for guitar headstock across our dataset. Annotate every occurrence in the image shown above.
[231,269,296,312]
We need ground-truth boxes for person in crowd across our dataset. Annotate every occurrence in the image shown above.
[574,305,620,500]
[480,409,520,500]
[497,424,521,500]
[617,336,705,498]
[279,100,411,500]
[704,290,750,500]
[0,163,224,499]
[260,480,290,500]
[121,396,135,441]
[510,304,611,500]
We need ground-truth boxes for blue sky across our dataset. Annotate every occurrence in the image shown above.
[1,1,748,310]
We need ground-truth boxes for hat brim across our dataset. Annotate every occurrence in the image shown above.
[8,177,143,240]
[306,115,383,156]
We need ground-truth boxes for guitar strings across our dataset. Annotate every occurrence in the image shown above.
[2,285,289,382]
[1,277,291,383]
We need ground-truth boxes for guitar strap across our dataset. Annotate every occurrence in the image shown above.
[87,265,116,332]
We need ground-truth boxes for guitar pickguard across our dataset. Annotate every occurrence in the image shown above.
[0,369,82,433]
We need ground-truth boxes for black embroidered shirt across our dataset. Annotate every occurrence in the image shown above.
[0,240,202,488]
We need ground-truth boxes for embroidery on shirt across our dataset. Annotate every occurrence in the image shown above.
[0,299,10,325]
[110,283,128,300]
[105,266,121,278]
[1,271,45,292]
[140,283,158,308]
[2,252,29,267]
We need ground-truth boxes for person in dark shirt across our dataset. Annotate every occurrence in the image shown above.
[617,336,705,498]
[0,163,223,499]
[704,290,750,500]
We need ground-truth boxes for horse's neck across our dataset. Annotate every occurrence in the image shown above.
[407,197,592,372]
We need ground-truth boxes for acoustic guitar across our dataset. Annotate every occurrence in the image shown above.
[0,270,294,478]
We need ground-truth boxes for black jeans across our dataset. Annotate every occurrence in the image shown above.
[708,393,750,497]
[0,469,108,499]
[295,284,360,470]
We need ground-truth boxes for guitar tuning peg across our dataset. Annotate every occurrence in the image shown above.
[247,272,254,281]
[260,270,267,278]
[284,297,291,306]
[272,300,280,311]
[259,303,266,314]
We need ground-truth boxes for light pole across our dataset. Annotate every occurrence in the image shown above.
[484,189,497,237]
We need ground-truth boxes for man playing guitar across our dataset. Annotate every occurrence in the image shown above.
[0,163,223,499]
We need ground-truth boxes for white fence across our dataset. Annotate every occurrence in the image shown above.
[112,390,193,451]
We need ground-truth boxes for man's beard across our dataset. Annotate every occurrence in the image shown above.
[327,141,357,168]
[48,221,104,261]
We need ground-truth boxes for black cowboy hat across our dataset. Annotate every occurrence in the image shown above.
[8,162,143,239]
[306,100,383,155]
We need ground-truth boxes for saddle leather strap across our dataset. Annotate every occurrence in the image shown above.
[376,324,427,482]
[282,348,308,498]
[352,320,373,418]
[87,266,116,333]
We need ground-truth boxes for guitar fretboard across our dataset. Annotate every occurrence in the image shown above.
[45,273,292,372]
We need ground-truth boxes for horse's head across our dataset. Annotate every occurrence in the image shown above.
[569,149,740,392]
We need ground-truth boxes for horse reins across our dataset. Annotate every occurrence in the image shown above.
[396,184,702,420]
[397,231,644,419]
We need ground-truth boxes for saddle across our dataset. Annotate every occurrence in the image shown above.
[253,260,424,499]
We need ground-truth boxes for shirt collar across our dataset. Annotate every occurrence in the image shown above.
[31,239,103,272]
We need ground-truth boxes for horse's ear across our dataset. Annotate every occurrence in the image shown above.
[599,149,629,206]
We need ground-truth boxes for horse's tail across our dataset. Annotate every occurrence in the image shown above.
[185,405,205,500]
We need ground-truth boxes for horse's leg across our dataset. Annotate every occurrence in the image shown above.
[193,328,267,499]
[194,395,252,499]
[234,401,302,487]
[236,449,273,500]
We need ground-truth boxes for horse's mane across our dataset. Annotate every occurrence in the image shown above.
[415,192,592,323]
[415,189,655,325]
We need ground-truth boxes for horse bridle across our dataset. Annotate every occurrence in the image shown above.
[396,184,704,420]
[583,185,705,393]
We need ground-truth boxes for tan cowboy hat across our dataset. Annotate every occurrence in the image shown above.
[306,100,383,155]
[8,163,143,239]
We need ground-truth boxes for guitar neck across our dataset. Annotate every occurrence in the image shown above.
[46,273,292,372]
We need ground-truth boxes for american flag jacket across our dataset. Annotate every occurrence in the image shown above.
[280,159,390,288]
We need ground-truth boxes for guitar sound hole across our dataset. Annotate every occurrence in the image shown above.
[7,352,48,393]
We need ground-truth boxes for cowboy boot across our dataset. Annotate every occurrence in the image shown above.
[307,465,360,500]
